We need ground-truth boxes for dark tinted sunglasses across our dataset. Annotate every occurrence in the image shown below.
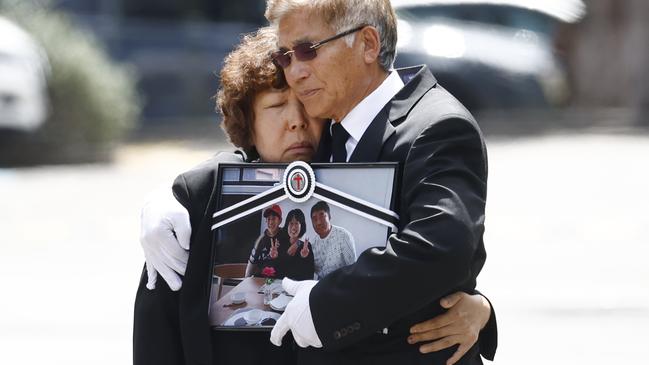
[271,25,367,69]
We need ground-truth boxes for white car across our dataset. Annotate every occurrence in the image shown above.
[0,16,49,132]
[392,0,586,110]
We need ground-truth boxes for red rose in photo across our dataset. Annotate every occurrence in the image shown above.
[261,266,276,278]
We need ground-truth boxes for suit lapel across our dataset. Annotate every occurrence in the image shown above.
[348,106,395,163]
[349,65,437,163]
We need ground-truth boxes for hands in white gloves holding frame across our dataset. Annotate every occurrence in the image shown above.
[139,186,191,291]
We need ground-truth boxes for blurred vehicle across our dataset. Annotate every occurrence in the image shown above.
[392,0,586,111]
[0,16,49,132]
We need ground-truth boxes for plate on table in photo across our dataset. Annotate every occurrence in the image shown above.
[269,293,292,312]
[229,291,246,305]
[222,308,281,327]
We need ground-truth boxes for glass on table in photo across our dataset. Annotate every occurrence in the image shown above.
[263,278,274,305]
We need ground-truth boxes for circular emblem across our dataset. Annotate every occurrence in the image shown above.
[290,171,307,193]
[283,161,316,203]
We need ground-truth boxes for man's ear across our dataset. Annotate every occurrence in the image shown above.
[360,26,381,64]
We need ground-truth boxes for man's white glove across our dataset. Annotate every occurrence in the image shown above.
[270,278,322,348]
[139,186,191,291]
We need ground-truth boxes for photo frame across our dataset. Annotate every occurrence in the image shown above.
[208,161,399,331]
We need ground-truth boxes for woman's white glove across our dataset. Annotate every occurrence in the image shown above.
[139,186,191,291]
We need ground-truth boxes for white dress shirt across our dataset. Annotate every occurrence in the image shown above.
[331,70,404,161]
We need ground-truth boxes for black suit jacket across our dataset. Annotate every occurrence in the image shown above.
[306,65,496,364]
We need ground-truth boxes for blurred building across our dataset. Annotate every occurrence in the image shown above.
[559,0,649,124]
[52,0,267,124]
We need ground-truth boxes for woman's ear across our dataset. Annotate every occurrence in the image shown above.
[360,26,381,65]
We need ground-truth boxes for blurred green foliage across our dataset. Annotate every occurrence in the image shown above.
[0,1,141,165]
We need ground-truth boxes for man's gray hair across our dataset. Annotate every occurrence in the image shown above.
[265,0,397,71]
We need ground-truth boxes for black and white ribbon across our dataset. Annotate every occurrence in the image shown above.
[312,182,398,232]
[211,184,286,230]
[212,162,399,232]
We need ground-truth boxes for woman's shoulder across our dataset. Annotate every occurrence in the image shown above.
[186,151,244,174]
[174,151,242,193]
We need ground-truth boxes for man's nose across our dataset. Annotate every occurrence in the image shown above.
[284,59,309,85]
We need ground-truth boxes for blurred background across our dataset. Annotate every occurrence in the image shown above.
[0,0,647,364]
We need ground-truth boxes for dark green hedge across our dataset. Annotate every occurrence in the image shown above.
[0,2,141,165]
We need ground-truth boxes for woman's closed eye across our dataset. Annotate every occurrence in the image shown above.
[265,101,286,109]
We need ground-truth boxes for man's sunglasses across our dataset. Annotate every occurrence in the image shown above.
[271,25,367,69]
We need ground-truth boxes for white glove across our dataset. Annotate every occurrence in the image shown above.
[270,278,322,348]
[139,185,191,291]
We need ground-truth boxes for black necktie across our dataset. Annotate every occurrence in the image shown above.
[331,123,349,162]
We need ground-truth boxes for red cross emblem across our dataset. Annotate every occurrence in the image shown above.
[291,172,305,192]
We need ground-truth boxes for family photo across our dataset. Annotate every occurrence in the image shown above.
[208,162,399,330]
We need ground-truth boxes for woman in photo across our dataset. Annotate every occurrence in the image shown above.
[281,208,315,280]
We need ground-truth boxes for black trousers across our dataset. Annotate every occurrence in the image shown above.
[211,331,296,365]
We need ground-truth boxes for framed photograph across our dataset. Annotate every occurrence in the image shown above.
[208,161,399,331]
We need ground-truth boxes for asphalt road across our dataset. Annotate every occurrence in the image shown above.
[1,133,647,364]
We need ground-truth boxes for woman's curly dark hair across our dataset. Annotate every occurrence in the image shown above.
[216,27,287,157]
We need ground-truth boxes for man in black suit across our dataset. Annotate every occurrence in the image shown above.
[264,1,494,363]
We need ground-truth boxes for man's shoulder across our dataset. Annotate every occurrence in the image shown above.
[331,225,353,239]
[259,231,271,241]
[409,86,474,126]
[390,83,482,153]
[393,65,475,125]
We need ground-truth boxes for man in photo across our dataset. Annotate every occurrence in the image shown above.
[246,204,286,278]
[309,201,355,279]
